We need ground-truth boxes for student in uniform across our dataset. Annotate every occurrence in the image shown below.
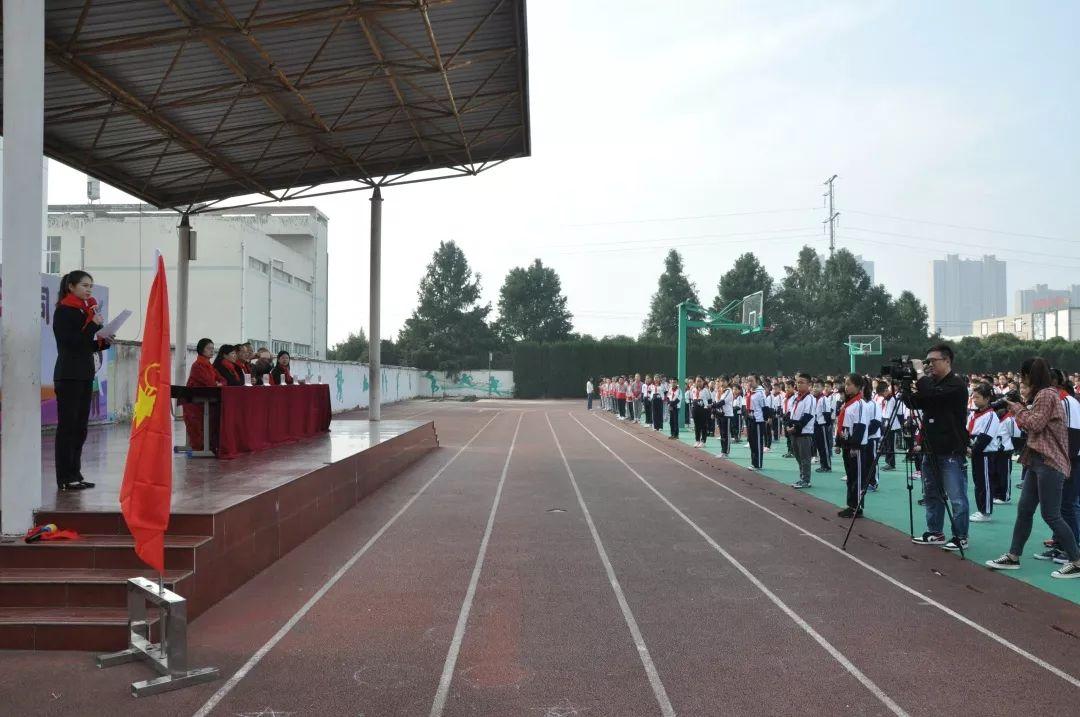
[52,270,113,491]
[746,375,767,470]
[717,377,733,457]
[835,373,870,517]
[994,406,1016,505]
[967,383,1001,522]
[787,373,817,488]
[731,384,744,443]
[691,376,711,448]
[822,380,837,454]
[813,379,833,473]
[616,378,626,419]
[761,380,773,451]
[864,381,883,491]
[771,384,785,443]
[877,382,899,471]
[639,375,648,425]
[653,376,665,431]
[706,379,717,437]
[667,380,682,439]
[683,378,694,428]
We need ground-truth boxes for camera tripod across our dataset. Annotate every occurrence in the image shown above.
[841,389,966,560]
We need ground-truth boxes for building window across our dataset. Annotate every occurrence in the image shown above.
[248,257,269,274]
[295,277,312,292]
[996,320,1004,334]
[1014,317,1023,334]
[249,339,268,350]
[45,235,61,274]
[980,322,988,336]
[272,266,292,284]
[293,343,312,357]
[272,340,292,355]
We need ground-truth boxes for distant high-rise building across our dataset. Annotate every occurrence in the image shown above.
[1015,283,1079,313]
[929,254,1006,336]
[855,254,875,284]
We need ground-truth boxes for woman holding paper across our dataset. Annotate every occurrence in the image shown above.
[52,270,112,491]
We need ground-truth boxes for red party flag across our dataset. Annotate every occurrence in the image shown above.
[119,254,173,572]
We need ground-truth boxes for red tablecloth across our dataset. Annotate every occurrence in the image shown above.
[216,384,332,459]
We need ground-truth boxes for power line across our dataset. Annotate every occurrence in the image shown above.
[549,233,824,256]
[564,207,819,227]
[845,209,1080,245]
[843,235,1080,272]
[844,226,1077,263]
[547,225,821,250]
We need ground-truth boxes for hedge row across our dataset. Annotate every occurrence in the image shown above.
[511,337,1080,398]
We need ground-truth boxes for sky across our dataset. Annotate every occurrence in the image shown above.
[45,0,1080,346]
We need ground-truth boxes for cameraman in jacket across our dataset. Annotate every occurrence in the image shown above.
[901,343,971,551]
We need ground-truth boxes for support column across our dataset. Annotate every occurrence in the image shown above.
[368,186,382,421]
[1,0,45,535]
[172,214,191,415]
[676,302,688,399]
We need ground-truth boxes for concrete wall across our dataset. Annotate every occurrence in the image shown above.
[103,340,515,423]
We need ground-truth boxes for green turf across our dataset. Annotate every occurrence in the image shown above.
[632,415,1080,605]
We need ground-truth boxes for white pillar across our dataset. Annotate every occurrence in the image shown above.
[369,187,382,421]
[1,0,45,535]
[172,214,191,414]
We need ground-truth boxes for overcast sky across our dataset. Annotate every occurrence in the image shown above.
[46,0,1080,346]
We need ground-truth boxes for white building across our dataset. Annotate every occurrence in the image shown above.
[930,254,1007,337]
[854,254,875,284]
[45,205,329,358]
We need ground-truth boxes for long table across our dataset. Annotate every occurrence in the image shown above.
[172,384,332,459]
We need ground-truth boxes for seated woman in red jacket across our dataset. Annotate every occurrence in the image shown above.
[183,338,223,451]
[270,351,295,385]
[213,344,245,386]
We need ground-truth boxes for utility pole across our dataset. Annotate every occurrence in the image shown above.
[823,174,839,258]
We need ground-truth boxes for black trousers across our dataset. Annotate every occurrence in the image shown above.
[972,452,994,514]
[748,420,765,468]
[843,447,866,510]
[644,398,652,425]
[684,402,691,427]
[693,405,708,443]
[54,379,93,487]
[652,397,664,430]
[617,397,626,417]
[669,404,680,438]
[881,430,896,468]
[719,416,731,454]
[731,412,742,441]
[814,423,832,470]
[763,416,772,448]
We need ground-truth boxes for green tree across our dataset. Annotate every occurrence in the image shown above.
[397,240,495,373]
[494,259,573,344]
[890,290,930,346]
[641,249,700,343]
[327,329,368,362]
[773,245,828,341]
[711,252,773,314]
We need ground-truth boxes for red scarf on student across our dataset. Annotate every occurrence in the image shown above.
[59,292,98,328]
[277,365,293,384]
[836,395,861,438]
[745,391,752,412]
[967,407,990,435]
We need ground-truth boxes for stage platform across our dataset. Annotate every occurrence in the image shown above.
[0,418,437,650]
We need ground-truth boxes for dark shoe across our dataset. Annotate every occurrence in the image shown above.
[912,532,946,545]
[837,507,863,518]
[815,468,832,473]
[61,481,95,491]
[943,537,969,552]
[986,554,1020,570]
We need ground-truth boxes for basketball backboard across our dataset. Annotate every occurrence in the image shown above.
[740,291,764,333]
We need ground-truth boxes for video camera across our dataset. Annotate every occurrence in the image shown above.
[880,356,922,383]
[990,390,1021,411]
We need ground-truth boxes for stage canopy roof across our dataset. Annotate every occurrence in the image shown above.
[1,0,530,210]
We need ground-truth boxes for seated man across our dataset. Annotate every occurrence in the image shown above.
[250,347,274,385]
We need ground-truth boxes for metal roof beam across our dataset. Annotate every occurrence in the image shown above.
[44,37,273,199]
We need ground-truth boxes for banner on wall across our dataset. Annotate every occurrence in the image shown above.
[0,268,111,426]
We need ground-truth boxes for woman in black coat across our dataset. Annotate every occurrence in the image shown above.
[212,344,245,386]
[53,270,112,490]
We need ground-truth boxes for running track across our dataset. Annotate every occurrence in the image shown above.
[4,400,1079,716]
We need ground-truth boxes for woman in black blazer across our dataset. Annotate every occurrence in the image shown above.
[53,270,112,490]
[212,344,245,386]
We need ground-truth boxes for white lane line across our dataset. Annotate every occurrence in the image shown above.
[592,411,1080,690]
[429,411,525,717]
[545,413,676,717]
[571,413,908,717]
[192,411,503,717]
